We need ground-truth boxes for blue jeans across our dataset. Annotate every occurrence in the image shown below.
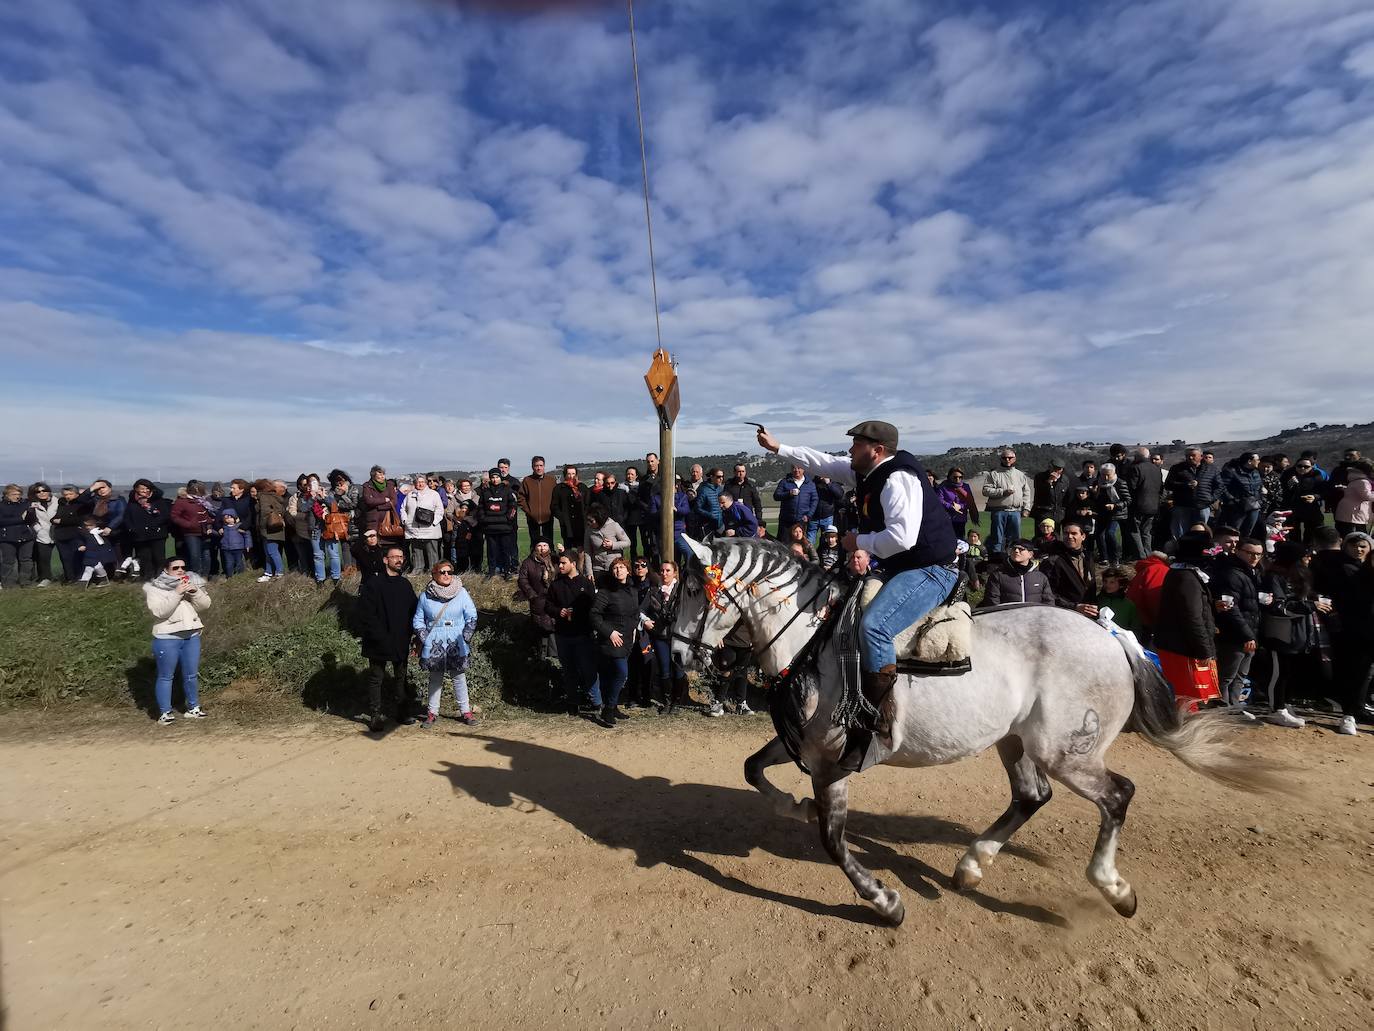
[322,539,342,580]
[222,549,246,576]
[987,509,1021,555]
[809,516,834,546]
[1221,506,1261,538]
[1171,505,1210,539]
[860,564,960,671]
[181,535,210,578]
[599,656,628,708]
[294,533,325,581]
[554,635,601,707]
[1095,518,1121,566]
[152,634,201,714]
[263,541,285,576]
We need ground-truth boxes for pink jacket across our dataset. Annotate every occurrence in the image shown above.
[1335,474,1373,527]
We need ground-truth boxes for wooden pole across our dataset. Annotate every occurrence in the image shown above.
[659,413,674,561]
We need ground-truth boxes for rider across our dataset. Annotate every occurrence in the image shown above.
[757,421,959,735]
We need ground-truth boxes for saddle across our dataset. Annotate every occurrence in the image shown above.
[857,572,973,675]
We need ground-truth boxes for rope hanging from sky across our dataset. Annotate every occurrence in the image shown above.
[626,0,664,350]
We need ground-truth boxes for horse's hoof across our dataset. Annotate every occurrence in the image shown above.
[1112,888,1138,919]
[952,860,983,892]
[795,799,818,823]
[869,886,904,926]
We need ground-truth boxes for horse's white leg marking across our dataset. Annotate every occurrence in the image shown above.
[814,775,904,926]
[1046,760,1138,918]
[954,737,1052,891]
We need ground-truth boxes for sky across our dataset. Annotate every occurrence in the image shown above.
[1,0,1372,482]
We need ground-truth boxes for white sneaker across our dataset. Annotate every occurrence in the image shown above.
[737,702,755,715]
[37,579,51,588]
[183,706,208,720]
[257,574,273,583]
[157,711,176,725]
[1266,708,1305,729]
[1337,715,1358,736]
[705,702,725,718]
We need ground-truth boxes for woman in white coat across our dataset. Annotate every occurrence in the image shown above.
[143,555,212,724]
[402,474,445,572]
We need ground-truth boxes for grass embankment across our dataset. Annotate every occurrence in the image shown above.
[0,573,560,721]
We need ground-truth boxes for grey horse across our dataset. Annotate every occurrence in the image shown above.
[671,536,1275,927]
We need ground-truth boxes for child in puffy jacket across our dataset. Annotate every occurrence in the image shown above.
[77,516,117,586]
[220,511,253,577]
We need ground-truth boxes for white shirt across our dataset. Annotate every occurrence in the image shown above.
[777,444,923,562]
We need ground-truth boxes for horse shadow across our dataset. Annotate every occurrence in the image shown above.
[433,735,1068,928]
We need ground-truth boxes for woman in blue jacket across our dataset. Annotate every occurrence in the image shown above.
[650,477,692,565]
[412,560,479,728]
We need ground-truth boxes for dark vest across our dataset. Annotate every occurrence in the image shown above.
[855,451,957,574]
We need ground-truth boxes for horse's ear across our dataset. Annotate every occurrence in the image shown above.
[682,535,713,567]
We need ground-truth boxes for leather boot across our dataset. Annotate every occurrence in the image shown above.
[860,665,899,735]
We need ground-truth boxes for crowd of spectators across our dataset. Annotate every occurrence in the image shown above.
[2,444,1369,735]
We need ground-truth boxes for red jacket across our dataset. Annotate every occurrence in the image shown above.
[1127,555,1170,628]
[170,495,214,537]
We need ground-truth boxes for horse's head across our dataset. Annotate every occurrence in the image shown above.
[671,535,842,677]
[670,536,744,672]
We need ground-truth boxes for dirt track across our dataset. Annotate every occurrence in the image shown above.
[2,710,1371,1030]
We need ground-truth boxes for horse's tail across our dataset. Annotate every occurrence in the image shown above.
[1121,640,1291,794]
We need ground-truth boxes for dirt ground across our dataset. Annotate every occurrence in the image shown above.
[1,708,1371,1030]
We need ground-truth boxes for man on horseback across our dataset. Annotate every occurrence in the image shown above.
[757,421,960,740]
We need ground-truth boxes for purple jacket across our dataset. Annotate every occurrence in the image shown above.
[937,481,979,525]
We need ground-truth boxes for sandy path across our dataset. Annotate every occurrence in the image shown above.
[1,712,1371,1030]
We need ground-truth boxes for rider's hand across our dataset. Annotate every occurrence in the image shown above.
[1076,603,1099,618]
[757,428,780,453]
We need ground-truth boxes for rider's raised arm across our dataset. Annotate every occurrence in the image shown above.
[856,471,923,559]
[776,444,855,487]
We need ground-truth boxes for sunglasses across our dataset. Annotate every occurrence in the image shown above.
[634,561,649,567]
[435,569,454,576]
[168,565,186,571]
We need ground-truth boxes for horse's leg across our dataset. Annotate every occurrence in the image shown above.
[744,737,816,823]
[1047,759,1137,918]
[813,773,904,926]
[953,735,1051,891]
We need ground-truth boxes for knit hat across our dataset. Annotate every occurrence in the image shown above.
[1344,531,1374,549]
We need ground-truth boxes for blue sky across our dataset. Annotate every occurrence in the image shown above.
[1,0,1371,481]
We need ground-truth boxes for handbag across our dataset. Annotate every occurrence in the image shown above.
[323,502,350,542]
[1260,611,1309,655]
[265,504,285,533]
[413,505,436,528]
[378,506,403,539]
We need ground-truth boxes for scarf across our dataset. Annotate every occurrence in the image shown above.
[425,578,463,601]
[150,570,207,592]
[1170,562,1210,585]
[370,478,386,492]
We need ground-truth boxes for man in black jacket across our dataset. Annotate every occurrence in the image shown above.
[479,468,519,578]
[727,463,764,527]
[1030,458,1070,528]
[1210,538,1263,707]
[1038,522,1098,616]
[544,552,600,715]
[1166,447,1220,539]
[1121,447,1164,560]
[358,545,418,731]
[979,540,1055,607]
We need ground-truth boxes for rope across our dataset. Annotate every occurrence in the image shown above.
[626,0,663,348]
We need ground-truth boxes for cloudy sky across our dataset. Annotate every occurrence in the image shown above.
[2,0,1371,482]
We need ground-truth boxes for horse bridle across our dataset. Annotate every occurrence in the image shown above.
[670,560,842,671]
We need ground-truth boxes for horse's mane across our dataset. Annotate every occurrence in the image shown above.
[700,536,836,598]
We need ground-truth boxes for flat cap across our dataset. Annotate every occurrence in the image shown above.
[845,420,899,450]
[1049,457,1065,470]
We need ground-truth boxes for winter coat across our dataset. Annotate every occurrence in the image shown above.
[518,474,556,523]
[1093,477,1132,523]
[1217,462,1264,513]
[1258,568,1317,655]
[981,467,1032,513]
[80,489,125,532]
[587,518,631,573]
[622,479,650,526]
[694,482,724,533]
[1209,555,1261,645]
[1120,460,1164,517]
[49,496,88,542]
[171,496,215,538]
[1166,460,1220,508]
[144,579,212,636]
[545,574,596,637]
[552,481,591,543]
[1030,470,1070,523]
[518,555,556,632]
[813,478,845,522]
[1126,555,1170,628]
[721,502,759,539]
[980,561,1056,607]
[403,488,445,540]
[725,477,764,519]
[224,491,255,530]
[412,588,478,672]
[351,540,386,581]
[650,489,691,535]
[640,582,681,642]
[600,485,630,528]
[590,580,640,658]
[31,497,57,545]
[0,499,38,544]
[773,476,819,526]
[361,481,398,532]
[1335,473,1373,527]
[332,484,361,538]
[124,494,172,544]
[476,483,517,536]
[1038,543,1097,610]
[288,491,321,539]
[1152,565,1217,660]
[356,572,418,663]
[1284,472,1326,523]
[79,527,118,568]
[255,490,288,543]
[937,480,980,527]
[220,524,253,551]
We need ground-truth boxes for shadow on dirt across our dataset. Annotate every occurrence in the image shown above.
[434,734,1068,928]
